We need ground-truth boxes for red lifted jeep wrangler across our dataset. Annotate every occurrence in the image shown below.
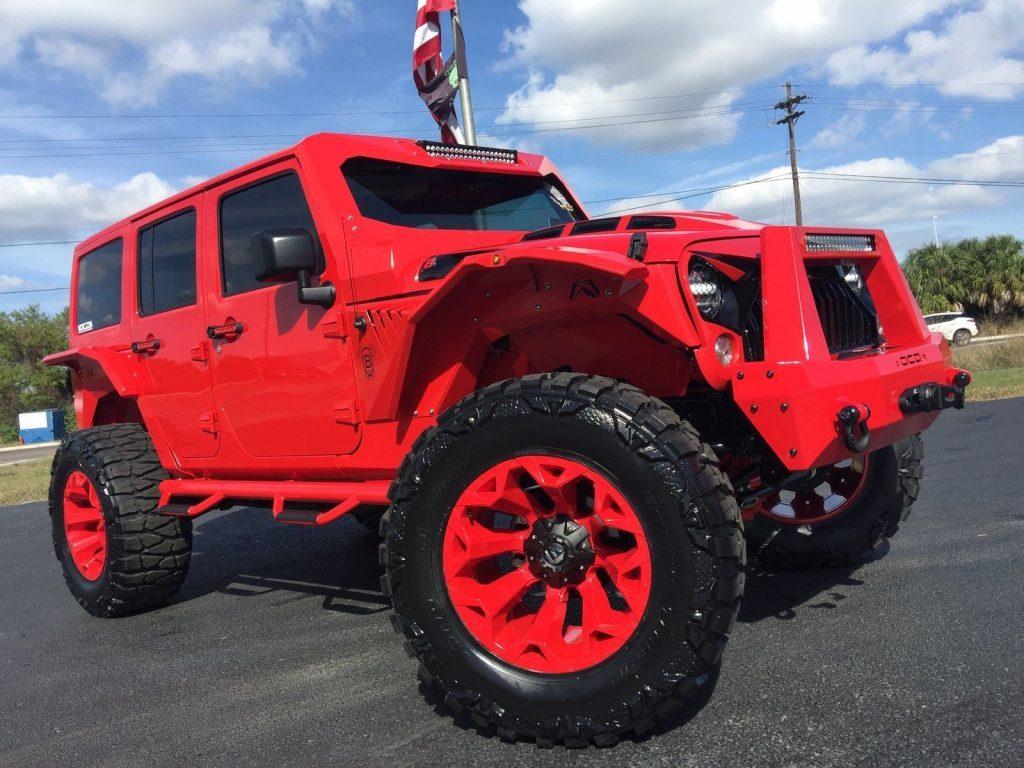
[45,134,969,746]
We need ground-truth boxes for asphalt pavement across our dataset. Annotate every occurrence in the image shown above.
[1,399,1021,767]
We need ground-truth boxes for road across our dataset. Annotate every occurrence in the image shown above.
[1,399,1021,768]
[0,442,58,468]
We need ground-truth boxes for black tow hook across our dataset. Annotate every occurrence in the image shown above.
[838,404,871,453]
[899,373,970,414]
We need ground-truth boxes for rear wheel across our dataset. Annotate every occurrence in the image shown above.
[746,435,924,569]
[380,373,745,746]
[952,328,971,346]
[49,424,192,617]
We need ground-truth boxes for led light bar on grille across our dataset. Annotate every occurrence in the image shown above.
[805,233,876,253]
[417,141,518,164]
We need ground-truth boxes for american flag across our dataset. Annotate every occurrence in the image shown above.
[413,0,465,145]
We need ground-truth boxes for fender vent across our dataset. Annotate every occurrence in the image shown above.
[627,215,677,230]
[522,225,567,242]
[570,218,620,235]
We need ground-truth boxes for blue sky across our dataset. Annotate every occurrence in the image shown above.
[1,0,1022,314]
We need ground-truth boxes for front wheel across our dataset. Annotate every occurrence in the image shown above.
[380,374,745,746]
[746,435,924,569]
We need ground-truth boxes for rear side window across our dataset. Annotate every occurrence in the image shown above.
[76,239,122,333]
[138,209,197,316]
[219,173,321,296]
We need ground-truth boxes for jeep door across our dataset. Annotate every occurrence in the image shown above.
[201,161,361,458]
[129,201,220,459]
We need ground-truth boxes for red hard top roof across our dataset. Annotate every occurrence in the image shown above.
[73,133,552,255]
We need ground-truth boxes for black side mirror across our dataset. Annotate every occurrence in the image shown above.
[253,228,335,308]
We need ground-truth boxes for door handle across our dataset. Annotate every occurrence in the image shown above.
[207,321,244,340]
[131,338,161,355]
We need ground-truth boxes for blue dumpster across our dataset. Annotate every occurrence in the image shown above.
[17,409,66,444]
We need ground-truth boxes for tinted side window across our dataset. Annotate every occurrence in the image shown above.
[219,173,320,296]
[138,209,197,316]
[76,239,122,332]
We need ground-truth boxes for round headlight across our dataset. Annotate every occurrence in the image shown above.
[689,263,722,319]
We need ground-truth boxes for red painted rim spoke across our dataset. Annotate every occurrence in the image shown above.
[445,513,528,572]
[442,455,652,674]
[62,471,107,582]
[457,463,541,519]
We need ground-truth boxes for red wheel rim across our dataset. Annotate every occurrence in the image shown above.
[62,471,107,581]
[753,456,871,525]
[442,455,652,674]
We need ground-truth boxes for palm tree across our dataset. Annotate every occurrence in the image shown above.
[903,235,1024,319]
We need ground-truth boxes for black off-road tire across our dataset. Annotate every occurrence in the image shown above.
[380,373,745,747]
[747,435,924,570]
[49,423,192,617]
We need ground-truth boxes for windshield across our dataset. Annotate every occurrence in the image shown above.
[342,157,581,231]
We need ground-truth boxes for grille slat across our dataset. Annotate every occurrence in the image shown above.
[742,285,764,361]
[807,267,879,355]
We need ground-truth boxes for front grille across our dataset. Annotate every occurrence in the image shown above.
[742,284,764,361]
[807,266,880,354]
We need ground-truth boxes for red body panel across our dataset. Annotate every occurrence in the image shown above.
[43,133,963,514]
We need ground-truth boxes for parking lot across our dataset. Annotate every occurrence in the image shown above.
[1,398,1021,768]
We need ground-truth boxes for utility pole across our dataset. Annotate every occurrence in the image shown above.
[932,215,940,247]
[450,0,477,145]
[775,81,809,226]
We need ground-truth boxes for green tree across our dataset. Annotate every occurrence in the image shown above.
[0,305,72,442]
[903,235,1024,319]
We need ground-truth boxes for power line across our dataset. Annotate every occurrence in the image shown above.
[804,171,1024,187]
[0,99,771,148]
[0,239,80,249]
[2,81,1019,122]
[0,107,774,161]
[4,170,1023,261]
[0,87,786,121]
[606,175,793,213]
[0,286,69,295]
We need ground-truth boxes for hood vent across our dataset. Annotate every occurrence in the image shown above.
[570,218,620,235]
[628,215,677,230]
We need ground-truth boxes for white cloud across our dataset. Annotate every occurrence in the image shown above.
[0,171,177,242]
[826,0,1024,99]
[498,0,954,151]
[811,113,867,148]
[0,275,26,291]
[0,0,356,106]
[702,135,1024,230]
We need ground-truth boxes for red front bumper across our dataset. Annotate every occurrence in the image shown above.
[732,336,963,470]
[717,226,966,471]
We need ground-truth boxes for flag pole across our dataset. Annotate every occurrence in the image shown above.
[450,0,477,145]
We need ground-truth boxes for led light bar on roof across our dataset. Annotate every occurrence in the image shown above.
[417,141,518,164]
[806,233,876,253]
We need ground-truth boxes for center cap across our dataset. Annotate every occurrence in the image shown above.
[524,516,595,587]
[544,540,568,566]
